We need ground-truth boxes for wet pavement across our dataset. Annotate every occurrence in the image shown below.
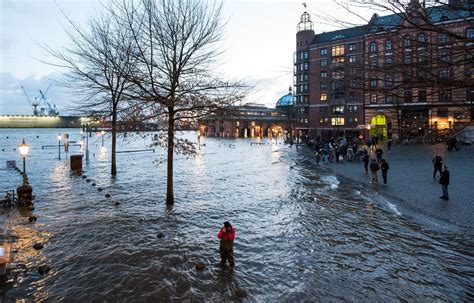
[325,143,474,230]
[1,129,473,302]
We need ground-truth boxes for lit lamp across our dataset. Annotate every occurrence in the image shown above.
[18,139,29,185]
[57,133,62,160]
[17,139,33,208]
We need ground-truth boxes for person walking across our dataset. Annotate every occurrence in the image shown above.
[380,159,389,184]
[363,151,369,174]
[386,138,392,153]
[370,158,379,184]
[432,155,443,179]
[439,165,450,200]
[217,221,236,267]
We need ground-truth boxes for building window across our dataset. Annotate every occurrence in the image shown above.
[320,82,327,89]
[404,35,412,48]
[404,53,411,64]
[348,105,358,113]
[370,77,377,88]
[320,59,327,66]
[369,41,377,53]
[304,63,309,70]
[467,28,474,39]
[332,56,345,64]
[384,57,392,67]
[418,90,427,102]
[303,51,309,59]
[385,76,393,88]
[439,33,448,43]
[348,91,355,100]
[439,90,451,102]
[417,33,426,43]
[331,45,344,56]
[320,117,329,125]
[404,89,412,102]
[370,58,377,68]
[320,48,327,56]
[320,93,328,102]
[321,71,327,78]
[350,79,356,88]
[333,105,344,114]
[385,40,392,51]
[418,51,426,63]
[332,70,344,80]
[348,117,358,125]
[348,54,356,62]
[439,68,450,78]
[439,50,449,62]
[370,94,377,104]
[385,95,393,103]
[349,43,356,51]
[331,117,345,126]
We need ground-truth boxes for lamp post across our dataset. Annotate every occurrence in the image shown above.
[57,133,61,160]
[17,139,33,208]
[101,130,105,147]
[18,139,29,185]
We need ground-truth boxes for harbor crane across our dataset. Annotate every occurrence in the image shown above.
[39,84,59,116]
[20,86,41,115]
[19,84,59,116]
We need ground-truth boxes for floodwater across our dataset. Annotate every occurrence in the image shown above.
[0,129,473,302]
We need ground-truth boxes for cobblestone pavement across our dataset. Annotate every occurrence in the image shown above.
[309,143,474,231]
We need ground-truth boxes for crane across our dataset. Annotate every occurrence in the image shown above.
[20,86,40,115]
[38,84,59,116]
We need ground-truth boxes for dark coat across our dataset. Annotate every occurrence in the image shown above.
[439,170,450,185]
[370,162,379,172]
[381,162,389,171]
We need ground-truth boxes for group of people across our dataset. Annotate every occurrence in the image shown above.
[362,148,390,185]
[310,136,362,164]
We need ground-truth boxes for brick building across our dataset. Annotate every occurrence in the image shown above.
[295,0,473,141]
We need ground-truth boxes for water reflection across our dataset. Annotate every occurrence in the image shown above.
[0,129,473,302]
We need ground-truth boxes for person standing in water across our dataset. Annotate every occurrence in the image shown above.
[217,221,236,267]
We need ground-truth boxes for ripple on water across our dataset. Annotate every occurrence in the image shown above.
[0,130,473,302]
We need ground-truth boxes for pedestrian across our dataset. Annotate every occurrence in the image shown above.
[334,144,340,163]
[380,159,389,184]
[217,221,236,267]
[386,138,392,153]
[363,151,369,174]
[439,165,450,200]
[369,158,379,184]
[432,154,443,179]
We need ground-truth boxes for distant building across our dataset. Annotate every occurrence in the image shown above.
[295,0,473,140]
[198,89,295,138]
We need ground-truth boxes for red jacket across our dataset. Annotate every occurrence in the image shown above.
[217,227,236,241]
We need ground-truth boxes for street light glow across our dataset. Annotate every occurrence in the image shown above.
[18,139,29,158]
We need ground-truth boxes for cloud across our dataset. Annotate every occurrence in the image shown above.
[0,72,77,115]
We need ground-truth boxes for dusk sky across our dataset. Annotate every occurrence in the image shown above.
[0,0,374,115]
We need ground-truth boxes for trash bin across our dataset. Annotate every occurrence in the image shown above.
[70,155,82,172]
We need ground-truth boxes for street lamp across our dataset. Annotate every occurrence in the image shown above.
[57,133,62,160]
[101,130,105,147]
[18,139,29,185]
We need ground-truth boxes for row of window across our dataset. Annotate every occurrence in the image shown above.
[368,90,452,104]
[369,28,474,53]
[319,117,358,126]
[319,44,357,56]
[319,92,360,101]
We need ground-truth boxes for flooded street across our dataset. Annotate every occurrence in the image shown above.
[1,129,473,301]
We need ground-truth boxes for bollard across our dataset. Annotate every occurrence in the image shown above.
[70,155,82,172]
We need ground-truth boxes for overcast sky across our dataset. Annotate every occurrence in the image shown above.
[0,0,375,115]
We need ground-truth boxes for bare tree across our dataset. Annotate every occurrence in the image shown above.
[115,0,246,204]
[45,5,138,176]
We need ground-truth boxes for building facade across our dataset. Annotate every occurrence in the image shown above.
[295,0,473,141]
[198,91,295,138]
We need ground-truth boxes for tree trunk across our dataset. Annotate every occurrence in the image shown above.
[111,103,117,176]
[166,111,175,205]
